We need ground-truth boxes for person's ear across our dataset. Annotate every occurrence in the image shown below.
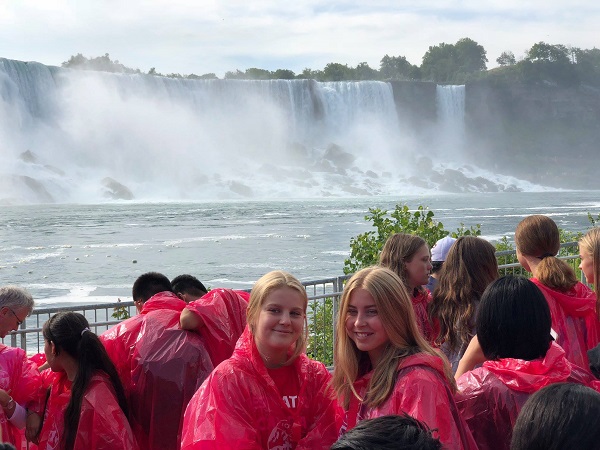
[50,341,58,356]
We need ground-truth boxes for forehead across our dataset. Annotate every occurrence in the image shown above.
[264,286,305,309]
[348,288,375,307]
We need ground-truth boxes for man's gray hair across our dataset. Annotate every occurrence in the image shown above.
[0,286,34,313]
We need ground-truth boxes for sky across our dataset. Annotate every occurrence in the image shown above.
[1,1,599,77]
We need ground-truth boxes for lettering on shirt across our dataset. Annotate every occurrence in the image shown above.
[282,395,298,409]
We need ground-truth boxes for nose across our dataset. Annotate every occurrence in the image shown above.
[279,312,291,325]
[354,311,367,327]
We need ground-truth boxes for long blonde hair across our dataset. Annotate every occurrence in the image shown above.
[515,215,577,291]
[579,228,600,320]
[332,266,455,410]
[246,270,309,365]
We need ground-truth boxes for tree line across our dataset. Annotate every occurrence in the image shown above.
[62,38,600,87]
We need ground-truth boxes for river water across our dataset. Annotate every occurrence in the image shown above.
[1,191,598,307]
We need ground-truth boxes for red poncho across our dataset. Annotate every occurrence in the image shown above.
[531,278,600,368]
[413,289,435,343]
[343,353,477,450]
[36,372,137,450]
[181,327,340,450]
[0,344,43,448]
[456,342,600,450]
[183,288,249,366]
[100,291,213,450]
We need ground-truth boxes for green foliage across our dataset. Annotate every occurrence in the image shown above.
[111,298,131,320]
[421,37,487,83]
[496,51,516,66]
[62,53,141,74]
[588,212,600,227]
[343,204,481,275]
[307,297,334,366]
[380,55,420,80]
[64,40,600,87]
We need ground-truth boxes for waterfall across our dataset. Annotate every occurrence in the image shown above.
[0,58,538,203]
[0,58,410,203]
[435,85,465,160]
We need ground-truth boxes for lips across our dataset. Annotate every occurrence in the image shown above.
[354,332,373,339]
[273,329,293,334]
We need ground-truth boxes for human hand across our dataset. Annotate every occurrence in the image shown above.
[26,411,42,443]
[0,389,11,408]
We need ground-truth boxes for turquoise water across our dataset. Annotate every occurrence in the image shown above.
[1,191,598,306]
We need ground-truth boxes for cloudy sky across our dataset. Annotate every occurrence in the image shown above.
[1,1,598,77]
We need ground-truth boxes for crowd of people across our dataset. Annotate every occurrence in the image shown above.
[1,214,600,449]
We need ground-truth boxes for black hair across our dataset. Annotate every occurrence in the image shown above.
[43,312,128,450]
[171,274,208,298]
[330,414,442,450]
[131,272,173,302]
[477,275,552,361]
[430,261,444,274]
[511,383,600,450]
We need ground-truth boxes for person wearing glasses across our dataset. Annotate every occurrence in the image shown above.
[0,286,43,448]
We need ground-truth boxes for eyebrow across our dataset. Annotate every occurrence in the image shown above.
[265,303,304,311]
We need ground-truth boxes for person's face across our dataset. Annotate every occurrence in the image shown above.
[405,245,432,289]
[254,287,305,366]
[345,288,390,366]
[0,306,28,339]
[579,250,594,284]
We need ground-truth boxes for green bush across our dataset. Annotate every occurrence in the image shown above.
[343,204,481,274]
[307,297,335,366]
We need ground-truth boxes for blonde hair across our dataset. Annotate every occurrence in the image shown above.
[379,233,428,295]
[332,266,455,410]
[247,270,309,365]
[579,228,600,320]
[515,215,576,291]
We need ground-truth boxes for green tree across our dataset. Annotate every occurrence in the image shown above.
[421,38,487,83]
[379,55,420,80]
[297,67,324,80]
[525,42,570,64]
[244,68,272,80]
[496,51,516,66]
[353,62,380,80]
[224,69,245,79]
[421,42,458,83]
[454,37,488,72]
[322,63,352,81]
[272,69,296,79]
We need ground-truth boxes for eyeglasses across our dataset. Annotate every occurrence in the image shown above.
[6,307,24,326]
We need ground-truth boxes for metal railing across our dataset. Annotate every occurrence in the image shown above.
[4,242,585,364]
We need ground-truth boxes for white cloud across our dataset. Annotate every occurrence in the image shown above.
[0,1,598,76]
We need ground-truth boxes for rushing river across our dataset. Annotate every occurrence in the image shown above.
[1,191,598,307]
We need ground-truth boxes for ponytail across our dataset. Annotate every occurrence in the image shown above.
[44,312,128,450]
[535,256,577,293]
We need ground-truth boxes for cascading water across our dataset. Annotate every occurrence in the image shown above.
[435,85,465,160]
[0,58,545,204]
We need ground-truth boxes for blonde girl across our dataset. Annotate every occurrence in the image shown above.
[332,266,477,450]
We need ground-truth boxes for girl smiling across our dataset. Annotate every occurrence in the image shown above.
[332,266,476,450]
[181,270,339,450]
